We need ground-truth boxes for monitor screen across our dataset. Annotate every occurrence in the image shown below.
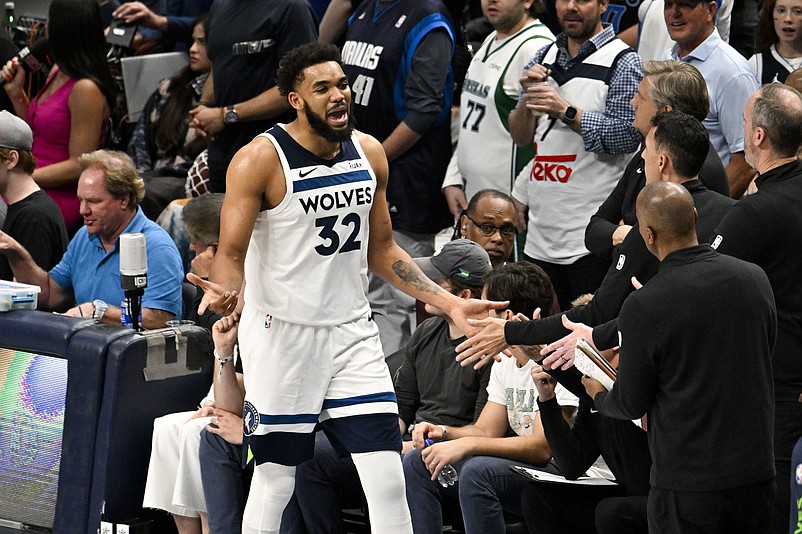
[0,348,68,529]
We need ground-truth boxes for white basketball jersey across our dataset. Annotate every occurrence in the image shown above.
[456,22,555,197]
[513,39,635,264]
[244,125,375,326]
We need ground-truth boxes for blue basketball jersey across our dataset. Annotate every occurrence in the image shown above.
[342,0,455,233]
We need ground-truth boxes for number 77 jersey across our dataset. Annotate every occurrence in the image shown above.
[456,22,554,199]
[245,124,375,326]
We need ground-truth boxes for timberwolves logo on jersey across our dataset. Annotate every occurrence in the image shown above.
[243,401,260,436]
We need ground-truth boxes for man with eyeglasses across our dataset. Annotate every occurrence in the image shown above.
[453,189,518,268]
[182,193,224,328]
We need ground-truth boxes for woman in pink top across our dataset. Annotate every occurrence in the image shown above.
[2,0,115,234]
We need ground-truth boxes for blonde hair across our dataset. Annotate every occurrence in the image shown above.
[79,150,145,206]
[642,60,709,121]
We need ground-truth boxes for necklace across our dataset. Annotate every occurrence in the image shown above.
[775,45,802,71]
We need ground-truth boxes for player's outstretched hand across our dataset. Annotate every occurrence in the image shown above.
[449,297,509,337]
[187,272,238,316]
[455,316,509,370]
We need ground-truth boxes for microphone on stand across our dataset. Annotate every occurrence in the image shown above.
[120,233,147,331]
[2,38,50,85]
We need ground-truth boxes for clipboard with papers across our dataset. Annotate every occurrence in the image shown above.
[510,465,618,486]
[574,338,617,391]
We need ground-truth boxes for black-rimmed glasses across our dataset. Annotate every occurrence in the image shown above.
[462,211,516,239]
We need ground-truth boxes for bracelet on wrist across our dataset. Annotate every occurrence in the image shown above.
[213,349,234,377]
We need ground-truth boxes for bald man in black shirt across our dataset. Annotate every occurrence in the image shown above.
[585,182,776,534]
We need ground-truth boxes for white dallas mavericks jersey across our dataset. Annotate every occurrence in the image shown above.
[456,22,554,197]
[512,39,634,265]
[244,124,375,326]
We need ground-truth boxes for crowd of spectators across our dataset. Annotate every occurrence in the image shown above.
[1,0,802,533]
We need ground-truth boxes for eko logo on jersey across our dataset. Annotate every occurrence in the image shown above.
[529,153,578,183]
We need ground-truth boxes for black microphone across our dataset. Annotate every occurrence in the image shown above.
[3,38,49,85]
[120,233,147,331]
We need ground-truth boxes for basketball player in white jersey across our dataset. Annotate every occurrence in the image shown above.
[189,43,506,534]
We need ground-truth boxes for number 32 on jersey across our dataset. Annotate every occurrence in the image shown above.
[315,213,362,256]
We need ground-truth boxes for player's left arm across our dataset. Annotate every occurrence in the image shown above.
[360,132,507,328]
[362,132,450,303]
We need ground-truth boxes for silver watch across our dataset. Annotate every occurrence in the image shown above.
[92,299,108,321]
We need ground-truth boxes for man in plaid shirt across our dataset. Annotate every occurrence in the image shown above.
[508,0,642,311]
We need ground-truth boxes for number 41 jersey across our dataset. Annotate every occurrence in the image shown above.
[244,124,375,326]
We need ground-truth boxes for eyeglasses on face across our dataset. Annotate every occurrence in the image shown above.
[462,211,516,239]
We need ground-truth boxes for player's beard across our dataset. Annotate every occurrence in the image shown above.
[305,105,355,143]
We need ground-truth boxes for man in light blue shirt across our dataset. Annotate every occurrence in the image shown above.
[663,0,759,198]
[0,150,183,328]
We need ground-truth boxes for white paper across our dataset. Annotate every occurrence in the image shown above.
[511,465,618,486]
[574,347,616,391]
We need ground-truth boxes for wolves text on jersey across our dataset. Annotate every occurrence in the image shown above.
[299,187,373,215]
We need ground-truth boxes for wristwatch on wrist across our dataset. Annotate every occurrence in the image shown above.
[92,299,108,321]
[224,105,239,124]
[562,105,578,124]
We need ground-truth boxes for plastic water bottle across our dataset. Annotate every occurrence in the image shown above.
[120,299,142,329]
[424,438,459,487]
[121,299,133,329]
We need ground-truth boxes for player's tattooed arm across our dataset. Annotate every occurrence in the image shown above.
[392,260,445,296]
